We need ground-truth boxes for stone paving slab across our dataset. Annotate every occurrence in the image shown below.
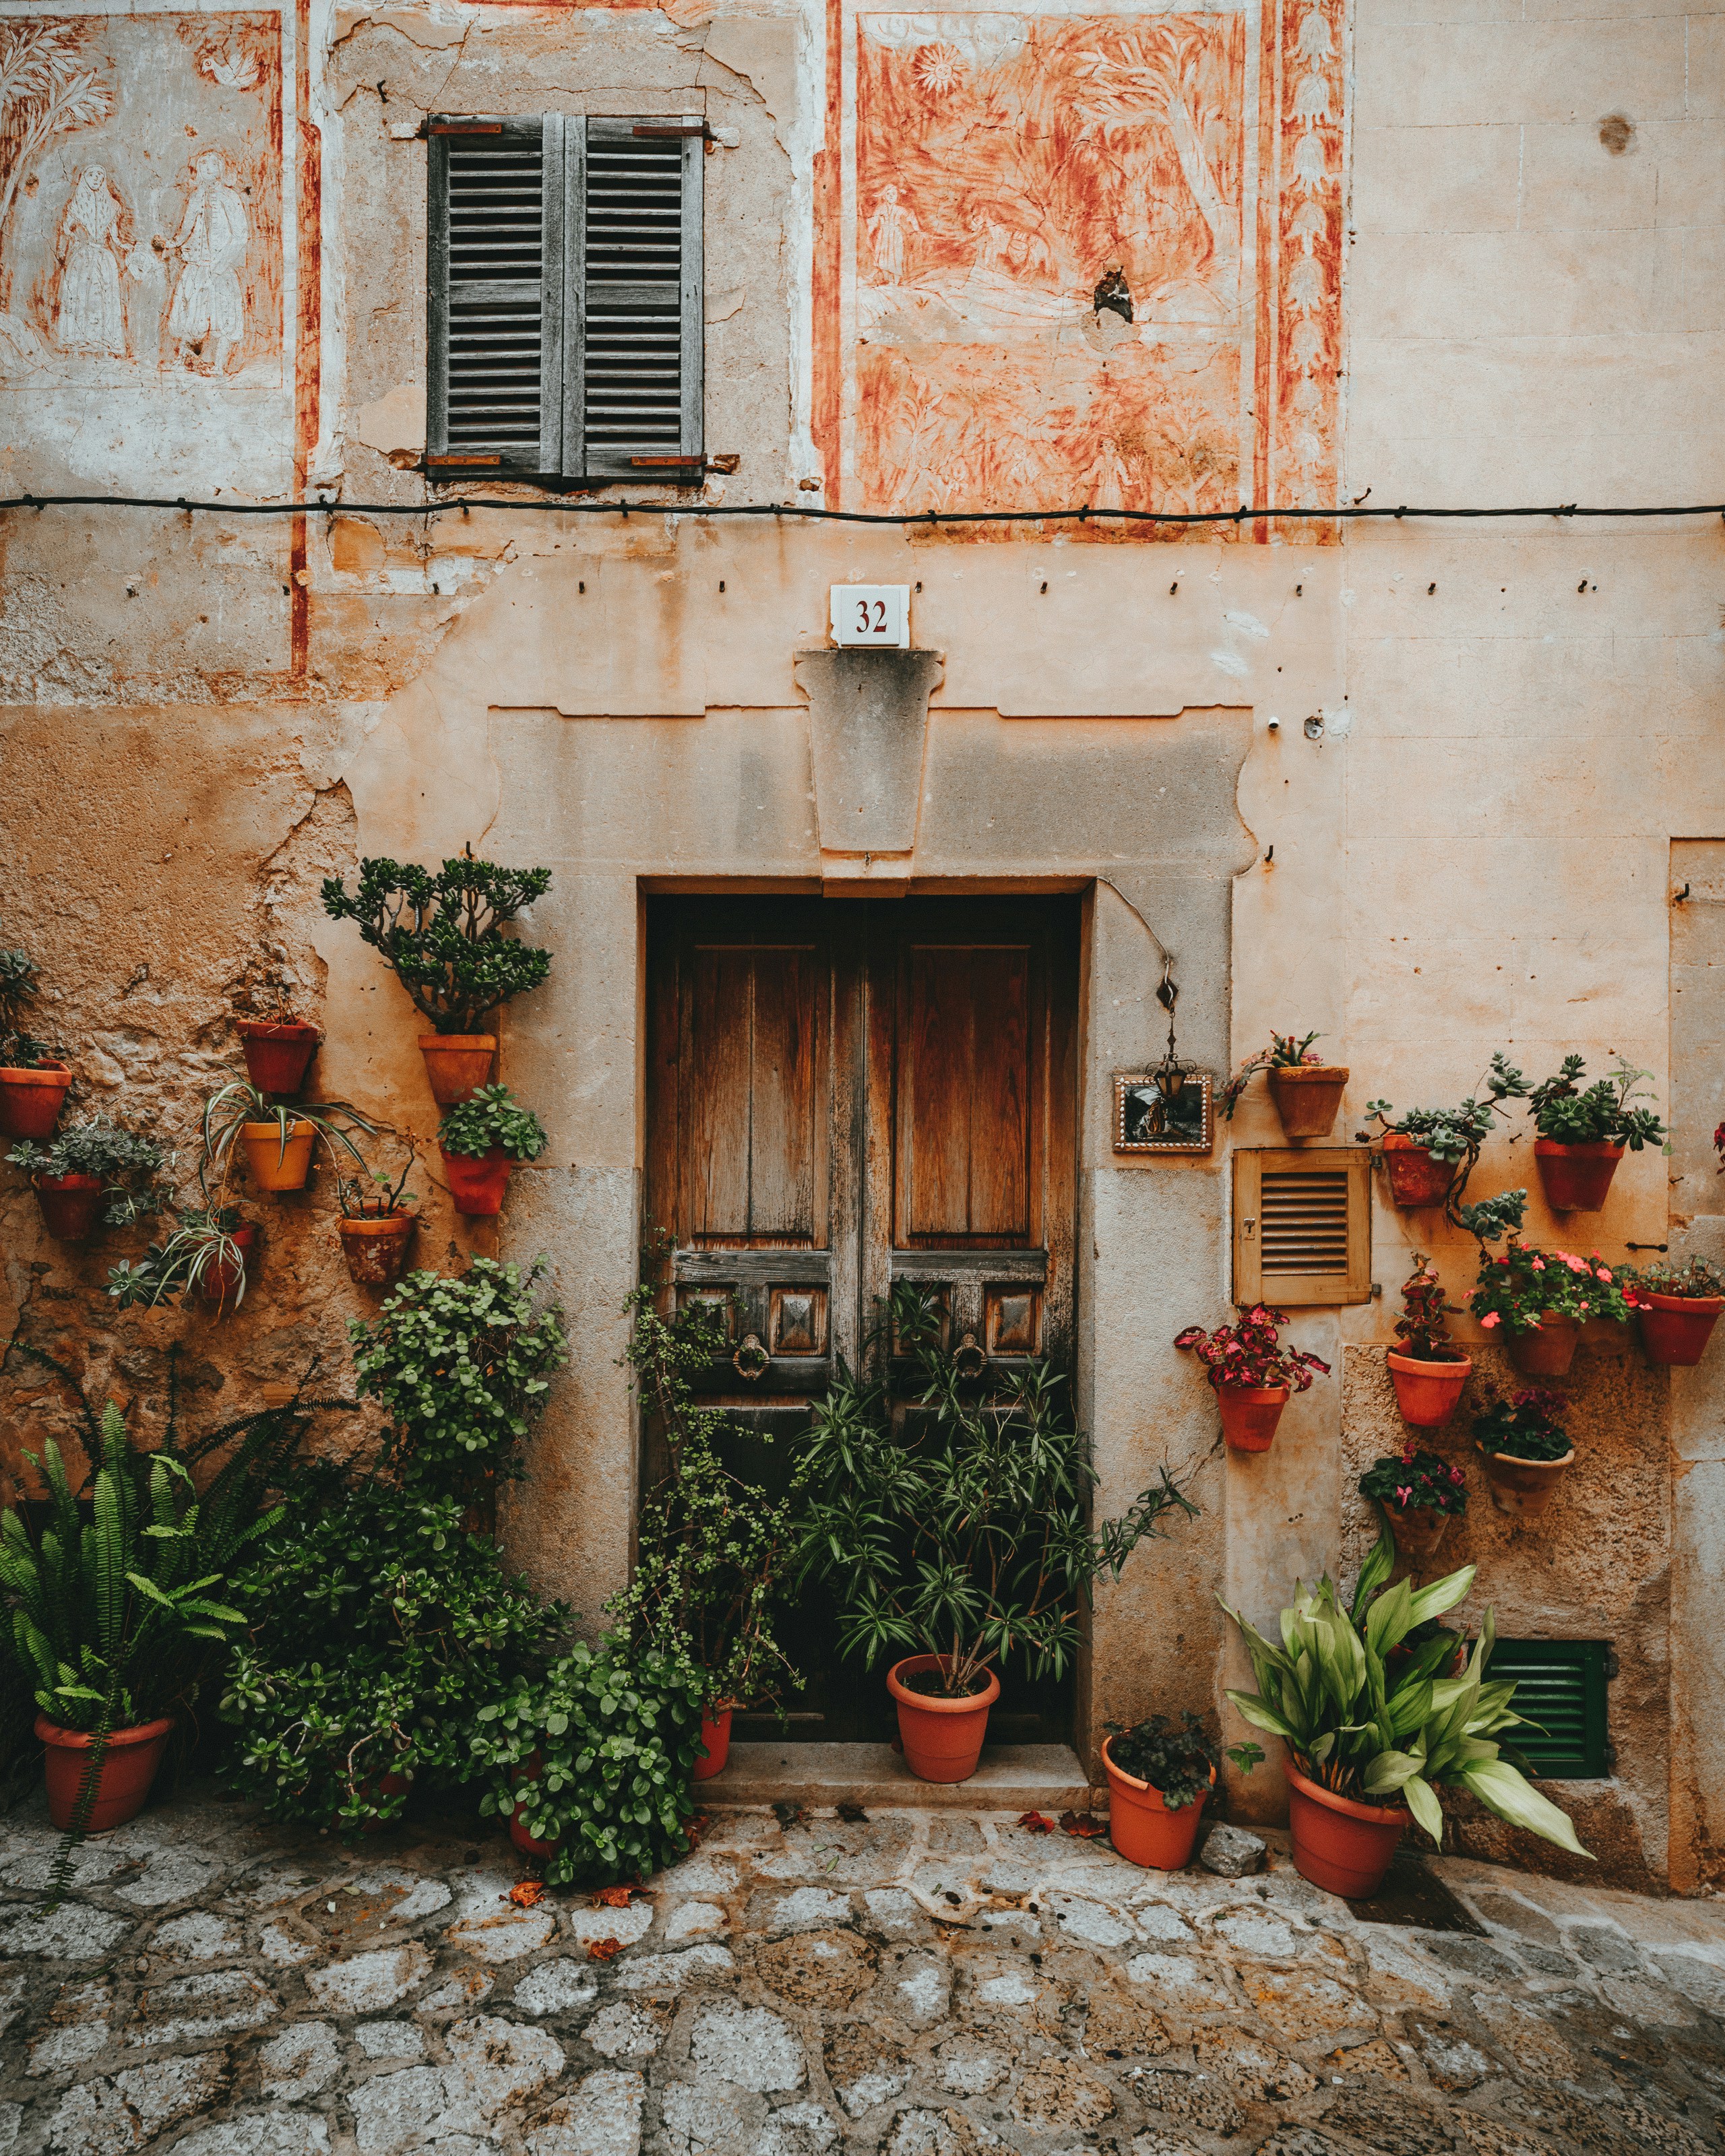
[3,1783,1725,2155]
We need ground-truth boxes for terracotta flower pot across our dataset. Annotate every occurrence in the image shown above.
[419,1034,496,1107]
[1217,1384,1290,1453]
[338,1769,414,1836]
[200,1223,255,1310]
[1534,1139,1624,1213]
[37,1713,174,1833]
[1479,1447,1574,1519]
[509,1751,559,1858]
[1386,1350,1472,1428]
[1506,1312,1578,1377]
[34,1172,104,1242]
[235,1019,320,1097]
[1637,1293,1724,1368]
[1381,1133,1452,1209]
[441,1145,512,1216]
[693,1706,734,1783]
[887,1653,999,1783]
[1284,1760,1410,1898]
[338,1210,416,1286]
[1268,1065,1350,1139]
[0,1061,73,1141]
[239,1120,317,1193]
[1388,1507,1452,1563]
[1101,1738,1212,1870]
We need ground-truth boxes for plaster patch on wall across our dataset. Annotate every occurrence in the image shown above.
[355,380,426,463]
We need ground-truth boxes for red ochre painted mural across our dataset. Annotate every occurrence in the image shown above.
[816,0,1345,537]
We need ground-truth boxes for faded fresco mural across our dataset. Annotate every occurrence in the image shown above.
[818,0,1345,535]
[0,12,283,387]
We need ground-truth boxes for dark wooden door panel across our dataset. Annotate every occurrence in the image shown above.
[903,943,1032,1240]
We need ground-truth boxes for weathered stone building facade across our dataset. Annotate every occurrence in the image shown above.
[1,0,1720,1890]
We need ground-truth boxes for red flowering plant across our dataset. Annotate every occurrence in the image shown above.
[1359,1444,1468,1519]
[1173,1304,1331,1393]
[1466,1240,1632,1339]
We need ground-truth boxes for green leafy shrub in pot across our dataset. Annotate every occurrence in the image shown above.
[471,1636,706,1885]
[321,854,553,1036]
[1528,1055,1666,1149]
[8,1115,171,1228]
[437,1084,548,1162]
[1103,1711,1217,1808]
[1472,1388,1571,1462]
[0,929,58,1071]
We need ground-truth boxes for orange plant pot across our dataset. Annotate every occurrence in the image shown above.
[338,1210,416,1285]
[1101,1738,1212,1870]
[418,1034,496,1107]
[38,1714,174,1833]
[1637,1293,1724,1367]
[1534,1139,1623,1213]
[236,1019,320,1097]
[239,1121,317,1193]
[1388,1508,1452,1563]
[34,1173,104,1242]
[886,1654,999,1783]
[1386,1350,1472,1428]
[1479,1447,1573,1519]
[1284,1759,1410,1898]
[0,1061,73,1141]
[441,1145,513,1216]
[1506,1313,1578,1378]
[1217,1384,1290,1453]
[693,1707,733,1782]
[1380,1133,1453,1209]
[1267,1065,1350,1139]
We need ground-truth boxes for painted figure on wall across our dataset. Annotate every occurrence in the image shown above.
[52,166,133,357]
[163,150,249,375]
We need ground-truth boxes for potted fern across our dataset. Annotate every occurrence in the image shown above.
[1174,1304,1331,1451]
[1220,1031,1350,1138]
[0,931,72,1141]
[321,852,552,1106]
[1528,1056,1667,1212]
[0,1403,278,1832]
[7,1116,170,1242]
[1386,1253,1471,1426]
[437,1084,547,1215]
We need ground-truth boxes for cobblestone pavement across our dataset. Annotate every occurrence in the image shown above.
[4,1788,1725,2155]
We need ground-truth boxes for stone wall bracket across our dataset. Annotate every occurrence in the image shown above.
[794,646,944,891]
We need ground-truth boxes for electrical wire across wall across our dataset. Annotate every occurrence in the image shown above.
[2,493,1724,526]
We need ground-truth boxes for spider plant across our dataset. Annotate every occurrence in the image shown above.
[199,1077,374,1193]
[107,1205,253,1311]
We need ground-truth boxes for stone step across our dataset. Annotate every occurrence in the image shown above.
[699,1741,1105,1812]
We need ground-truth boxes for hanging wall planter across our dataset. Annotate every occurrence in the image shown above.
[1284,1761,1410,1898]
[1633,1269,1725,1366]
[38,1714,175,1833]
[239,1120,318,1193]
[338,1208,416,1284]
[1379,1133,1453,1209]
[1534,1139,1623,1213]
[1472,1391,1574,1518]
[887,1653,999,1783]
[419,1035,497,1107]
[1387,1352,1471,1427]
[1267,1064,1350,1139]
[1176,1306,1329,1455]
[1478,1445,1574,1518]
[437,1085,547,1217]
[1506,1313,1578,1378]
[0,1060,73,1141]
[33,1172,104,1242]
[441,1145,511,1216]
[236,1019,321,1097]
[1218,1384,1290,1452]
[200,1222,255,1310]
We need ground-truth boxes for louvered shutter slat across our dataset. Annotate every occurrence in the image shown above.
[1484,1641,1609,1779]
[1233,1149,1370,1306]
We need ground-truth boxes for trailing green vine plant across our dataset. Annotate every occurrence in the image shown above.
[1359,1052,1529,1222]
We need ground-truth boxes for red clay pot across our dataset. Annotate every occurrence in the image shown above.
[1387,1507,1453,1564]
[887,1653,999,1783]
[338,1210,416,1285]
[1478,1447,1573,1519]
[1386,1350,1472,1428]
[200,1223,255,1310]
[235,1019,320,1097]
[34,1173,104,1241]
[693,1707,733,1782]
[1534,1139,1623,1213]
[1267,1065,1350,1139]
[1101,1739,1212,1870]
[441,1145,512,1216]
[0,1061,73,1141]
[419,1034,495,1106]
[338,1769,414,1835]
[1284,1759,1410,1898]
[1217,1384,1290,1453]
[38,1714,174,1833]
[1637,1293,1724,1367]
[1380,1133,1453,1209]
[1506,1312,1578,1377]
[509,1751,560,1858]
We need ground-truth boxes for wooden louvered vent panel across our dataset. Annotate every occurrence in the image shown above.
[1484,1641,1609,1779]
[443,136,545,459]
[1232,1147,1370,1306]
[584,135,685,466]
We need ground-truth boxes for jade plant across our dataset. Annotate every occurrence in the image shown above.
[1527,1056,1666,1150]
[321,853,552,1035]
[437,1084,548,1164]
[1103,1711,1218,1807]
[7,1116,170,1227]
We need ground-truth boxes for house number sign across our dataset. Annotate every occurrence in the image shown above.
[829,584,910,648]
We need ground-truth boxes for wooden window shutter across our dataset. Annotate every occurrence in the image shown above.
[1232,1147,1370,1306]
[579,119,703,479]
[427,115,565,474]
[1484,1641,1610,1779]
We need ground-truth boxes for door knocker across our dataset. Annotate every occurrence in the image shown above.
[732,1332,771,1382]
[953,1330,987,1381]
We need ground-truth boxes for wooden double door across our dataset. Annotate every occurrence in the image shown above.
[644,894,1079,1743]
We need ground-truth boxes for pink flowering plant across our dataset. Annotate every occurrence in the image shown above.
[1473,1388,1572,1463]
[1359,1445,1468,1519]
[1174,1304,1331,1393]
[1467,1240,1631,1338]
